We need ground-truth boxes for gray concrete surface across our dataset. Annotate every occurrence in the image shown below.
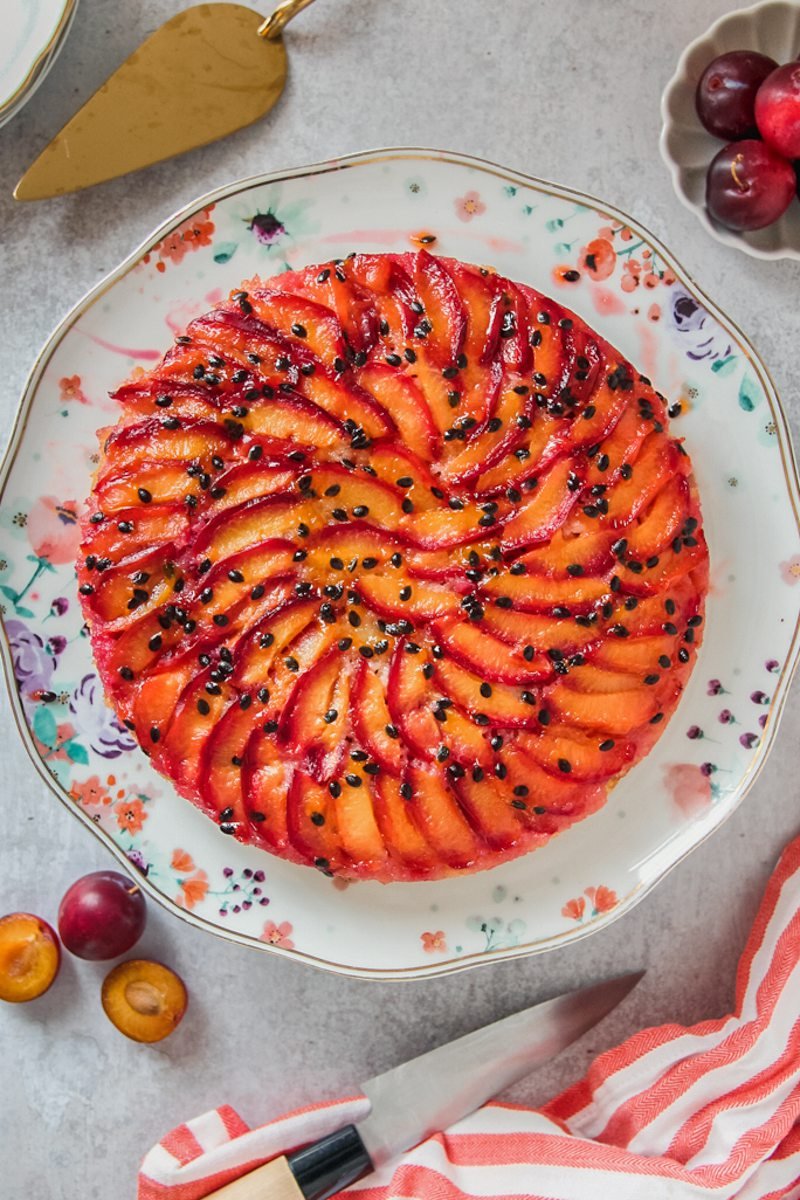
[1,2,799,1196]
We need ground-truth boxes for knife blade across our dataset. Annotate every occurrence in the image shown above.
[204,971,643,1200]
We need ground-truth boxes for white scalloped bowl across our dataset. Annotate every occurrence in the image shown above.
[661,0,800,261]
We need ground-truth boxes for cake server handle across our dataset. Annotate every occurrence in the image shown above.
[258,0,318,40]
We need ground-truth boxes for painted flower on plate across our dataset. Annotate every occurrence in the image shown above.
[115,796,147,835]
[561,896,586,921]
[780,555,800,585]
[663,762,713,817]
[579,237,616,281]
[58,375,88,405]
[70,774,111,810]
[562,887,618,921]
[26,496,80,564]
[69,673,137,758]
[176,870,209,910]
[6,618,56,711]
[455,190,486,221]
[155,207,215,270]
[247,210,287,246]
[127,849,150,876]
[421,930,447,954]
[212,189,319,267]
[260,920,294,949]
[171,849,196,873]
[667,289,734,363]
[585,886,618,915]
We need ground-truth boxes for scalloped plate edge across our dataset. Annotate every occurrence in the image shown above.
[2,146,799,979]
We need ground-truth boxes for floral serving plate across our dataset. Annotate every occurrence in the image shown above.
[3,148,799,979]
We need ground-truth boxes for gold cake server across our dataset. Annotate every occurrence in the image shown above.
[14,0,316,202]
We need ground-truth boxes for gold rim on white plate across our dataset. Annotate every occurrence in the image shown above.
[0,0,79,126]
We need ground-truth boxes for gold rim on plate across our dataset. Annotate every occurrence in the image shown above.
[0,0,78,124]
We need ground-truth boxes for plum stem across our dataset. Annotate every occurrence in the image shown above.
[730,154,747,192]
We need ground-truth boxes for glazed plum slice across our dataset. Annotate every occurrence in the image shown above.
[351,662,405,774]
[79,251,708,882]
[278,647,353,781]
[433,617,552,684]
[372,774,441,873]
[517,726,635,782]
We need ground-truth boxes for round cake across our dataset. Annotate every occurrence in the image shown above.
[77,251,708,882]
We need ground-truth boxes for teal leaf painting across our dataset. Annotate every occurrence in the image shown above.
[33,706,58,749]
[214,242,238,265]
[738,372,760,413]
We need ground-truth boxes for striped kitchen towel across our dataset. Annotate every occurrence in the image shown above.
[139,833,800,1200]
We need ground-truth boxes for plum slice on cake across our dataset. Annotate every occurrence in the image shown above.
[78,251,708,882]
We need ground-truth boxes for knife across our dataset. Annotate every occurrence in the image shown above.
[204,971,643,1200]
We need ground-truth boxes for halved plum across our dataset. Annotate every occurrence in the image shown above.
[102,959,187,1043]
[0,913,60,1003]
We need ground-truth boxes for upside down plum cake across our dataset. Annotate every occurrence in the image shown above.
[77,251,708,882]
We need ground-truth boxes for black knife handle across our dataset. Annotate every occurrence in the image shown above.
[286,1124,372,1200]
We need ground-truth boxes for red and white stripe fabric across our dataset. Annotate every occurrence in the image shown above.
[139,834,800,1200]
